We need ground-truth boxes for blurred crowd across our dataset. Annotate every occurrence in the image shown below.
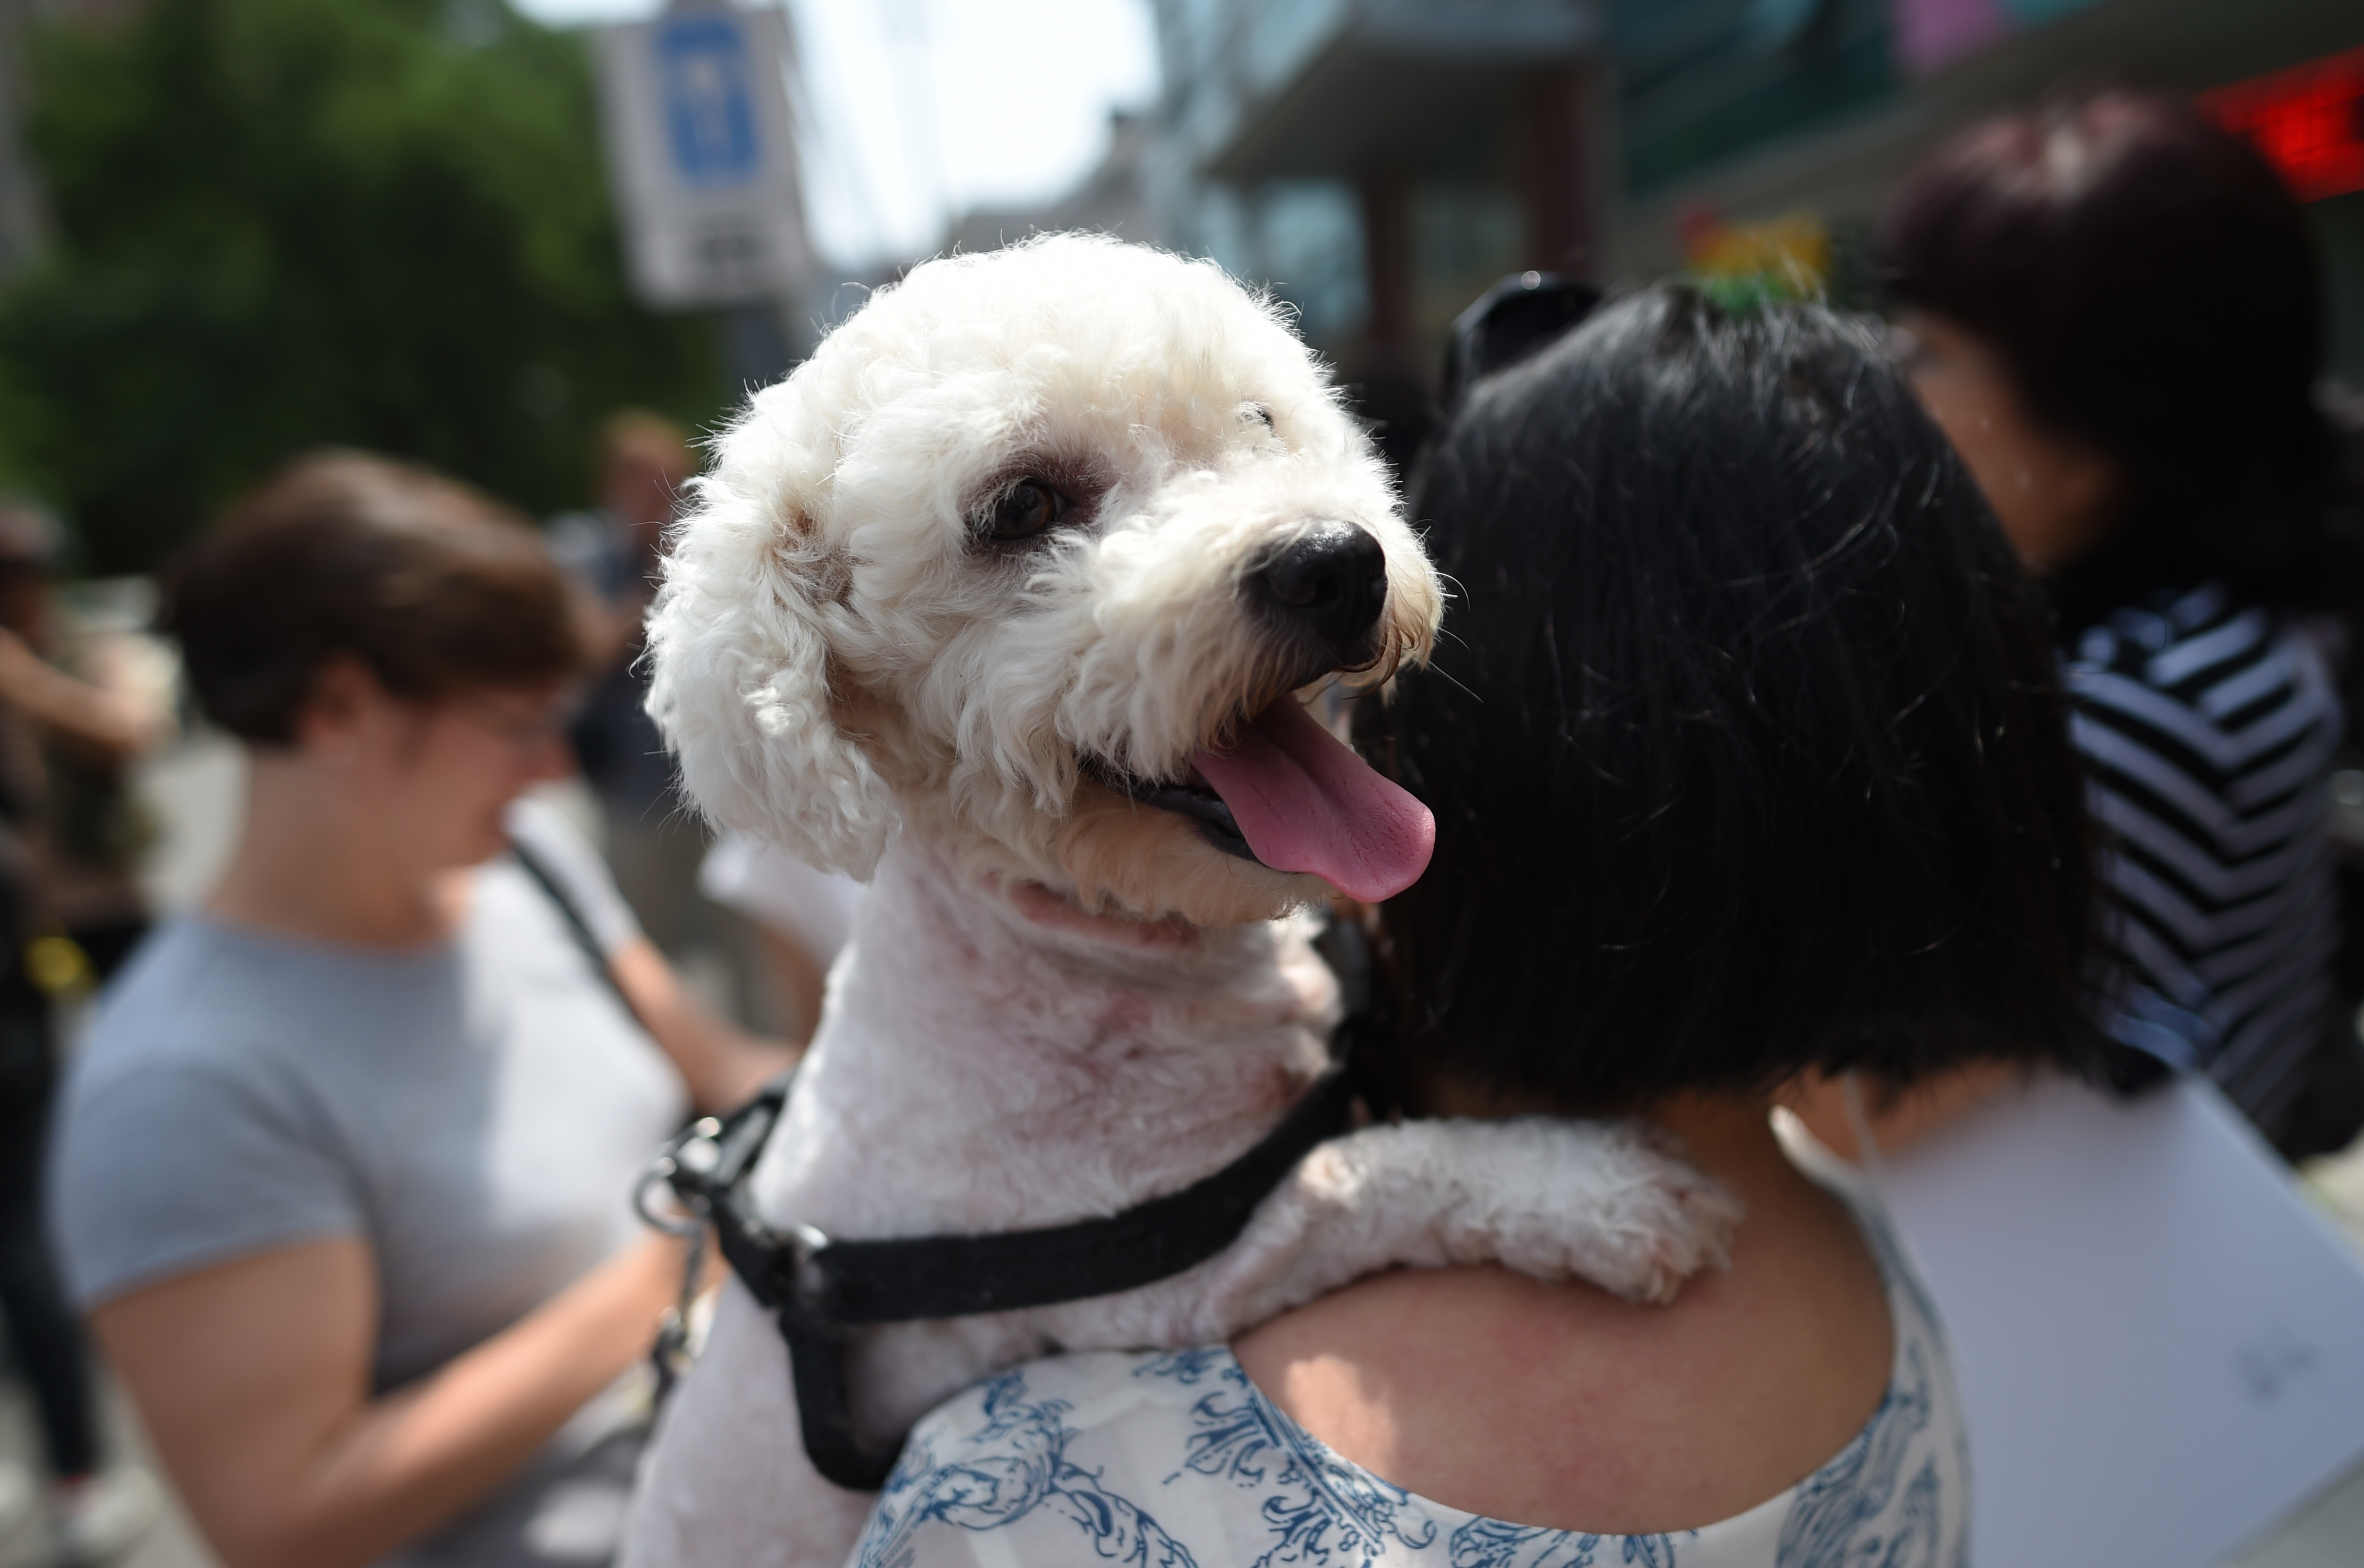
[0,82,2357,1568]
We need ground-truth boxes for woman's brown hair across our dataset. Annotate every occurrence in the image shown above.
[1877,92,2359,610]
[163,451,586,744]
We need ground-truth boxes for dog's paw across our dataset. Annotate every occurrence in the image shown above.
[1412,1117,1744,1307]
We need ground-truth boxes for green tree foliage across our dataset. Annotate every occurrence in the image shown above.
[0,0,727,572]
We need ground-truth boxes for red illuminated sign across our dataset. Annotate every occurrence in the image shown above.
[2201,46,2364,204]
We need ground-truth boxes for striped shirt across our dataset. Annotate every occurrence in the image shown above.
[2065,581,2345,1132]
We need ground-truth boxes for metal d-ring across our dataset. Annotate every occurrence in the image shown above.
[635,1156,710,1240]
[638,1121,719,1248]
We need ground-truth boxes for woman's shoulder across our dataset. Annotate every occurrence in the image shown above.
[74,916,284,1079]
[1221,1109,1906,1525]
[858,1317,1967,1568]
[52,925,374,1309]
[72,909,433,1087]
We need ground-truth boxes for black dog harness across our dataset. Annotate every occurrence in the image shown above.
[646,1062,1356,1489]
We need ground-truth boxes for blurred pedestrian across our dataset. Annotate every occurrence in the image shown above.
[48,453,793,1568]
[1877,91,2364,1157]
[0,497,165,1562]
[552,412,714,958]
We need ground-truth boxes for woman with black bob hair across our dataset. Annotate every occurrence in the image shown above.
[1880,93,2363,1155]
[1367,285,2100,1113]
[847,285,2103,1563]
[1299,284,2103,1546]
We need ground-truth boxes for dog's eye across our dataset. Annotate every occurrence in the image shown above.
[985,479,1071,542]
[1242,403,1275,431]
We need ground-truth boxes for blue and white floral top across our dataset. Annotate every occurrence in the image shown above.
[848,1147,1969,1568]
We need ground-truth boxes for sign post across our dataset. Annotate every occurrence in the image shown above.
[594,3,813,314]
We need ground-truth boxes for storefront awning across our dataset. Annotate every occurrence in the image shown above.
[1203,3,1600,183]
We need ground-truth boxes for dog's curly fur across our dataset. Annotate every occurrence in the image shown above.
[621,237,1736,1568]
[645,234,1440,924]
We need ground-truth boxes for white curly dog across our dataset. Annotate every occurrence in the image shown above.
[621,236,1739,1568]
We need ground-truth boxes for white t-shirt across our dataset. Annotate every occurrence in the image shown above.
[49,798,688,1566]
[696,829,865,964]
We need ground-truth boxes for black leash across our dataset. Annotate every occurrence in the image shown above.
[644,1061,1358,1490]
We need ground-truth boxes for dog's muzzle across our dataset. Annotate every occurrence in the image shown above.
[1075,522,1437,902]
[1081,521,1394,866]
[1247,522,1388,672]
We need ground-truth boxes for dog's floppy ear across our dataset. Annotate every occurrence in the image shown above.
[644,469,899,880]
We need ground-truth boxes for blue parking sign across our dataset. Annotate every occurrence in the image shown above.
[597,4,806,305]
[657,13,762,186]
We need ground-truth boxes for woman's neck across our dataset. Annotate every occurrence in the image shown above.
[206,751,468,948]
[1645,1093,1806,1198]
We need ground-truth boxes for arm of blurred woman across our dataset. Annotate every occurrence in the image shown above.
[609,935,800,1111]
[0,626,160,765]
[90,1231,685,1568]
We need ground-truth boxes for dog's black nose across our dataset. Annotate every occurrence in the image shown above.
[1247,523,1388,665]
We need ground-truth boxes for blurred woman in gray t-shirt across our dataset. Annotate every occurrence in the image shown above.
[48,453,795,1568]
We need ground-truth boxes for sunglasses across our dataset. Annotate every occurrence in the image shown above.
[1440,271,1605,419]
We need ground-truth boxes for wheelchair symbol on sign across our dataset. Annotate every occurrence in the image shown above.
[656,14,762,187]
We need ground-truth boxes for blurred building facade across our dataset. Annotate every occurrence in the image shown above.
[1606,0,2364,385]
[953,0,2364,446]
[1139,0,1599,470]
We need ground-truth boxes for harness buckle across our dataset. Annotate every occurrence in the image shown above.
[675,1119,727,1179]
[637,1078,803,1402]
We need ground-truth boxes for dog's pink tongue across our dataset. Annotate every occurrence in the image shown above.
[1191,698,1435,902]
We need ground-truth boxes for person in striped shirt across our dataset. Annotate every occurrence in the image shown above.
[1876,92,2364,1157]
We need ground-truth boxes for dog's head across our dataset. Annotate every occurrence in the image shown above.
[648,235,1443,926]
